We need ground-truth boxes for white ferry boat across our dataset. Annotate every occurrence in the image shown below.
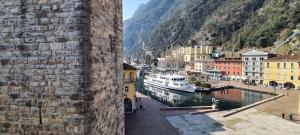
[144,73,196,93]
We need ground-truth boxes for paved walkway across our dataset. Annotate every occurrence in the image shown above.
[213,81,300,123]
[126,82,300,135]
[167,108,300,135]
[125,92,192,135]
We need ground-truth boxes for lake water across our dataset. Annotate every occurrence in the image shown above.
[137,77,272,110]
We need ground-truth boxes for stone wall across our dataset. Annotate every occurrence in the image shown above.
[0,0,124,135]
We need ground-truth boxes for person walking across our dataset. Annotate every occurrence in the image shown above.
[142,105,146,111]
[282,113,285,119]
[140,104,143,111]
[288,113,293,120]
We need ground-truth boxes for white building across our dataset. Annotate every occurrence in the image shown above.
[242,50,272,84]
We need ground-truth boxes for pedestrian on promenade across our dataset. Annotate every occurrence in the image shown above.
[140,104,143,110]
[288,113,293,120]
[143,105,146,111]
[282,113,285,119]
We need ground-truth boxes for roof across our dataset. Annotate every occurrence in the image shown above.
[194,59,214,63]
[264,55,300,62]
[123,63,137,70]
[215,57,242,62]
[242,50,268,56]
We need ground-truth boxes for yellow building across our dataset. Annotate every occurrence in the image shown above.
[184,54,195,62]
[194,45,213,60]
[263,55,300,89]
[123,63,137,112]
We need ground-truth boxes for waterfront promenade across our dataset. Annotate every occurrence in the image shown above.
[125,92,192,135]
[126,81,300,135]
[212,81,300,123]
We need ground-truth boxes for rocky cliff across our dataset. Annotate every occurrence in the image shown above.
[124,0,300,58]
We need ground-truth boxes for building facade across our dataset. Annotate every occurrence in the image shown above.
[242,50,271,84]
[123,63,137,112]
[194,45,213,60]
[0,0,124,135]
[194,59,214,73]
[184,54,195,62]
[185,63,195,73]
[214,58,243,81]
[263,55,300,89]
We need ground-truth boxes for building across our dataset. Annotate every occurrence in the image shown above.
[184,54,195,62]
[214,57,243,81]
[123,63,138,112]
[157,57,166,67]
[185,63,195,73]
[263,55,300,89]
[194,45,213,60]
[203,70,226,80]
[242,50,273,84]
[194,59,214,73]
[0,1,124,135]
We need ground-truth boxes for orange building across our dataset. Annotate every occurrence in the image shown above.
[214,57,243,81]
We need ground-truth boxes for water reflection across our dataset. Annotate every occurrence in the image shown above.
[139,85,271,110]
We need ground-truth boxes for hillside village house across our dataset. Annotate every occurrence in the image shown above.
[194,45,213,60]
[214,57,243,81]
[263,55,300,89]
[242,50,274,84]
[175,45,213,62]
[123,63,137,112]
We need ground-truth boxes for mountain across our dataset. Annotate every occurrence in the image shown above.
[124,0,300,58]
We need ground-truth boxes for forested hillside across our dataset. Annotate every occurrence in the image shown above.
[124,0,300,58]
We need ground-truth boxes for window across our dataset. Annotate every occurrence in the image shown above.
[253,62,255,66]
[125,86,129,92]
[291,76,294,80]
[291,63,294,69]
[298,76,300,80]
[284,63,286,69]
[237,72,240,75]
[245,72,248,76]
[277,63,280,69]
[267,63,269,68]
[233,72,235,75]
[252,58,256,61]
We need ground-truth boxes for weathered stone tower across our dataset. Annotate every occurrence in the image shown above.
[0,0,124,135]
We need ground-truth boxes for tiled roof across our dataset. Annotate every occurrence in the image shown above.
[264,55,300,62]
[215,57,242,62]
[123,63,137,70]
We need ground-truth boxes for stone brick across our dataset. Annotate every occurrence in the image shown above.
[0,0,124,135]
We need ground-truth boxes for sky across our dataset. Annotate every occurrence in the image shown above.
[123,0,150,20]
